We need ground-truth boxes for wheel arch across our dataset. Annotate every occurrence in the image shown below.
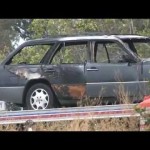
[22,78,60,107]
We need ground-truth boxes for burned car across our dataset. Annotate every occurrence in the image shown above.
[0,34,150,110]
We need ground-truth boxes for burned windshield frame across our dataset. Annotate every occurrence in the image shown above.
[123,38,150,59]
[113,37,140,63]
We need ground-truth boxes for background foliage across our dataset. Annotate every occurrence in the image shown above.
[0,19,150,62]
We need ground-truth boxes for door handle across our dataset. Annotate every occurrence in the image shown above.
[87,67,99,71]
[44,68,56,73]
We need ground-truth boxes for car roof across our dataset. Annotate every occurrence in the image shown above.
[114,35,149,40]
[23,34,150,45]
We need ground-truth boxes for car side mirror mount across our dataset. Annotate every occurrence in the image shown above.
[122,55,136,63]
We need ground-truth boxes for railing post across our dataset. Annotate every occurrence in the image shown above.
[140,116,145,131]
[27,127,33,131]
[25,120,34,131]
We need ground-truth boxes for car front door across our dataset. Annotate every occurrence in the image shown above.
[85,40,142,103]
[42,41,91,105]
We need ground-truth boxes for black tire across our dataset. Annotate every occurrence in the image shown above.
[25,83,54,110]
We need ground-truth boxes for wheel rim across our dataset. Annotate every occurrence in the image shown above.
[30,88,49,110]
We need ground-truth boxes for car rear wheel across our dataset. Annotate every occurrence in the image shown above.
[25,83,54,110]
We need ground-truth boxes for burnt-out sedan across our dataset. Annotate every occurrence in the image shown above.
[0,34,150,110]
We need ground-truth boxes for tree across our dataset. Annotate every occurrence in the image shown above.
[1,19,150,62]
[14,19,148,64]
[12,19,33,39]
[0,19,33,61]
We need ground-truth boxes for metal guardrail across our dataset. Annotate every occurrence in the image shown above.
[0,104,141,123]
[0,104,149,131]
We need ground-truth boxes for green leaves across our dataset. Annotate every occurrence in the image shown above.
[2,19,150,64]
[28,19,150,38]
[134,104,146,115]
[11,45,50,65]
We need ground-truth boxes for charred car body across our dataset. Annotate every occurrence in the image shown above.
[0,34,150,110]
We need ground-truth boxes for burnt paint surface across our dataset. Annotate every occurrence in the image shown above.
[42,64,86,100]
[8,65,42,78]
[0,63,86,104]
[4,65,43,85]
[0,64,43,104]
[52,84,86,100]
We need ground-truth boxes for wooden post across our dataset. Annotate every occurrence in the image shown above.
[25,120,34,131]
[27,127,33,131]
[140,117,145,131]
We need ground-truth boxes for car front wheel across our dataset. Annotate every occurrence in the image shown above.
[25,83,54,110]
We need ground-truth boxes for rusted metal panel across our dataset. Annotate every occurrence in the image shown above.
[52,84,86,100]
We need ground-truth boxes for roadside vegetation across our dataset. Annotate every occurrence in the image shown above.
[0,117,139,131]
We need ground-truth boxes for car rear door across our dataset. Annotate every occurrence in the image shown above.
[42,41,91,104]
